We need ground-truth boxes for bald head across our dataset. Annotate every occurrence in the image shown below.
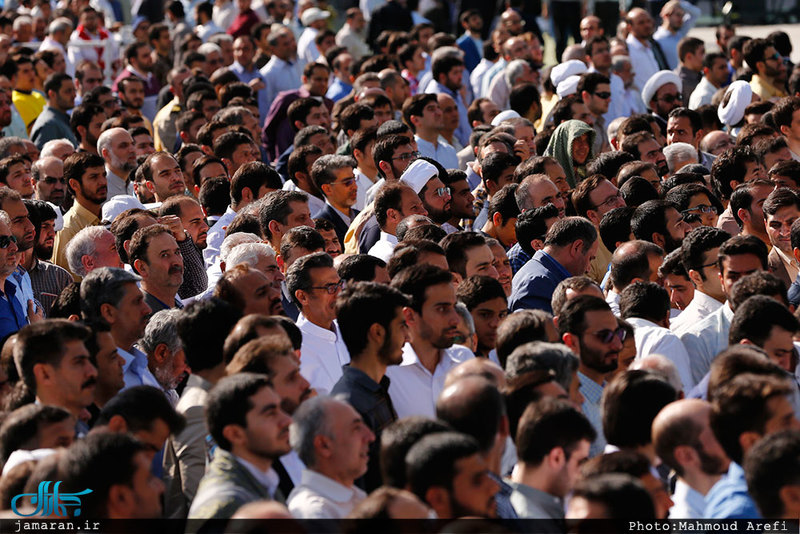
[436,375,506,454]
[445,357,507,388]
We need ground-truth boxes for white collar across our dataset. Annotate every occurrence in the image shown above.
[299,469,362,503]
[297,313,339,342]
[379,231,398,244]
[236,456,280,497]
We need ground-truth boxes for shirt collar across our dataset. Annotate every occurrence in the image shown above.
[300,469,361,503]
[236,456,280,498]
[297,313,338,341]
[379,231,398,244]
[117,345,147,375]
[342,365,389,393]
[72,201,100,226]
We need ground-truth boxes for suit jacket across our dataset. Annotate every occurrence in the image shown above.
[768,247,792,291]
[188,448,284,524]
[508,250,571,314]
[317,204,359,246]
[456,34,481,72]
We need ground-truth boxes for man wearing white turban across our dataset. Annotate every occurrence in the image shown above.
[718,80,757,137]
[642,70,684,133]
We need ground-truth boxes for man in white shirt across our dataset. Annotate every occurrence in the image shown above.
[678,235,769,385]
[406,93,459,170]
[688,52,729,109]
[730,293,800,375]
[287,396,374,518]
[39,18,74,76]
[386,264,474,418]
[620,281,694,391]
[625,8,670,92]
[286,251,350,394]
[585,35,626,124]
[188,374,292,523]
[260,26,305,106]
[97,128,136,200]
[652,0,701,70]
[653,399,731,519]
[670,226,728,335]
[605,240,664,315]
[369,182,427,262]
[296,7,330,64]
[336,8,370,60]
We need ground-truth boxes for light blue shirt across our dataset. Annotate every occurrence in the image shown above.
[415,135,459,170]
[425,81,471,148]
[231,61,269,127]
[578,371,607,457]
[10,266,34,318]
[480,59,507,99]
[119,345,160,390]
[260,56,305,107]
[203,206,236,268]
[704,462,760,519]
[652,0,701,70]
[678,303,733,385]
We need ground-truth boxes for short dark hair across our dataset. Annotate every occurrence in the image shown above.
[380,416,451,488]
[337,254,387,283]
[69,103,104,143]
[336,282,409,358]
[711,373,793,464]
[285,251,334,309]
[198,176,230,217]
[402,93,436,133]
[576,72,610,95]
[488,183,520,222]
[406,431,480,499]
[763,187,800,219]
[258,190,308,241]
[602,370,677,448]
[177,298,242,373]
[744,429,800,517]
[742,38,774,75]
[206,372,273,451]
[374,182,407,228]
[680,225,730,277]
[63,152,104,190]
[0,404,72,466]
[543,216,597,251]
[516,397,595,465]
[586,151,635,182]
[440,232,488,278]
[710,146,760,201]
[620,280,670,323]
[213,131,254,161]
[386,240,446,279]
[729,271,788,310]
[729,294,798,348]
[96,385,185,434]
[390,263,452,313]
[495,310,555,366]
[515,204,559,256]
[631,200,677,243]
[456,275,506,311]
[609,240,664,290]
[599,206,635,252]
[717,234,769,273]
[15,320,90,392]
[279,226,325,260]
[230,162,281,206]
[668,107,703,134]
[570,473,656,520]
[557,295,612,338]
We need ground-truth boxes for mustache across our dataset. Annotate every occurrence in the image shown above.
[82,377,96,389]
[169,266,183,275]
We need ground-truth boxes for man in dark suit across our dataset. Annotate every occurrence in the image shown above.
[312,154,360,245]
[509,216,599,314]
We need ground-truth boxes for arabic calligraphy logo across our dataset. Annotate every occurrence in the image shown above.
[11,481,93,517]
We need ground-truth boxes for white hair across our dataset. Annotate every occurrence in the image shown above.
[40,139,74,159]
[66,226,112,277]
[504,59,531,87]
[13,16,32,31]
[0,209,10,227]
[225,242,275,269]
[48,17,73,35]
[663,142,698,174]
[96,128,128,160]
[629,354,684,395]
[220,232,261,262]
[197,42,222,56]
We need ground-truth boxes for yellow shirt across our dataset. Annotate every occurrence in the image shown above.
[588,237,613,284]
[750,74,787,102]
[12,90,46,133]
[52,201,101,279]
[153,97,182,152]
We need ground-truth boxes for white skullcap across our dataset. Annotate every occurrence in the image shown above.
[718,80,752,126]
[641,70,682,109]
[550,60,587,88]
[2,448,56,477]
[491,110,521,126]
[101,194,146,224]
[556,75,581,98]
[300,7,330,25]
[400,159,438,194]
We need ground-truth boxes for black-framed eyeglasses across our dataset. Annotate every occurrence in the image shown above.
[332,177,356,187]
[43,175,66,185]
[0,235,17,249]
[593,91,611,99]
[434,186,451,197]
[592,327,627,344]
[308,279,345,295]
[682,204,717,216]
[764,52,782,62]
[701,260,718,269]
[657,94,682,103]
[594,192,622,210]
[392,151,420,162]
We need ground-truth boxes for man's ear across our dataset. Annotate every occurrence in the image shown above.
[81,254,94,274]
[586,209,600,226]
[222,424,246,450]
[32,362,54,387]
[562,332,579,354]
[145,181,155,194]
[546,446,566,470]
[687,269,703,289]
[100,302,117,325]
[531,238,545,251]
[132,258,146,277]
[402,306,417,327]
[106,485,135,518]
[423,486,450,518]
[240,186,254,204]
[153,343,170,364]
[793,247,800,265]
[268,220,282,242]
[492,211,504,228]
[652,233,666,249]
[378,160,392,178]
[367,322,385,347]
[107,414,129,434]
[739,430,762,456]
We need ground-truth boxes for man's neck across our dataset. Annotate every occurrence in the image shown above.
[112,327,138,353]
[36,394,81,418]
[705,74,721,88]
[330,201,352,218]
[77,196,102,218]
[233,447,273,473]
[81,141,98,155]
[579,363,605,385]
[349,353,387,384]
[593,64,610,76]
[409,336,442,374]
[481,220,498,240]
[417,128,438,145]
[741,225,771,250]
[314,466,355,489]
[195,363,226,385]
[93,385,118,408]
[141,282,177,309]
[682,471,723,496]
[21,249,35,271]
[357,165,378,182]
[757,71,776,86]
[306,312,334,332]
[465,29,480,39]
[512,462,561,498]
[441,129,457,146]
[446,216,461,229]
[786,137,800,157]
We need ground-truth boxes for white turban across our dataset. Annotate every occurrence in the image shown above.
[641,70,682,109]
[550,60,587,88]
[400,159,438,194]
[491,110,521,126]
[556,75,581,98]
[718,80,752,126]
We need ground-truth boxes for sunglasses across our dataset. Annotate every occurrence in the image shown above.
[434,186,451,198]
[0,234,16,249]
[332,177,356,187]
[658,94,682,104]
[593,91,611,99]
[43,175,66,185]
[592,327,627,344]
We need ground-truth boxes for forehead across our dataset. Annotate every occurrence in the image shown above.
[583,309,618,330]
[152,155,179,171]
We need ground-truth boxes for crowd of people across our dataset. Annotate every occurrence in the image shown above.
[0,0,796,528]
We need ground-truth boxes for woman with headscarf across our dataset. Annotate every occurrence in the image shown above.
[543,119,596,189]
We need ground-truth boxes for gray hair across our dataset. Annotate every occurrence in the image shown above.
[396,214,433,241]
[0,209,10,227]
[266,25,292,47]
[48,17,73,35]
[220,232,261,262]
[310,155,356,186]
[40,139,73,159]
[0,137,26,159]
[139,309,183,356]
[197,42,222,56]
[66,226,110,277]
[505,59,531,87]
[209,33,233,46]
[630,354,683,395]
[13,16,32,31]
[79,267,141,323]
[611,55,631,73]
[454,302,475,335]
[290,395,336,467]
[216,106,253,127]
[226,242,275,269]
[430,46,463,63]
[663,142,698,174]
[505,341,579,392]
[96,127,127,160]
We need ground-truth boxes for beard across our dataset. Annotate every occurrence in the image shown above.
[35,242,53,260]
[579,340,618,373]
[425,204,451,225]
[378,329,404,366]
[420,320,455,350]
[696,443,728,476]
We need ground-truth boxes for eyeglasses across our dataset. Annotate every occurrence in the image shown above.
[593,91,611,99]
[701,260,719,269]
[308,279,345,295]
[591,327,627,344]
[332,177,356,187]
[657,93,682,104]
[43,175,66,185]
[764,52,782,62]
[594,192,623,210]
[392,151,420,162]
[682,204,717,216]
[434,186,451,197]
[0,234,17,249]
